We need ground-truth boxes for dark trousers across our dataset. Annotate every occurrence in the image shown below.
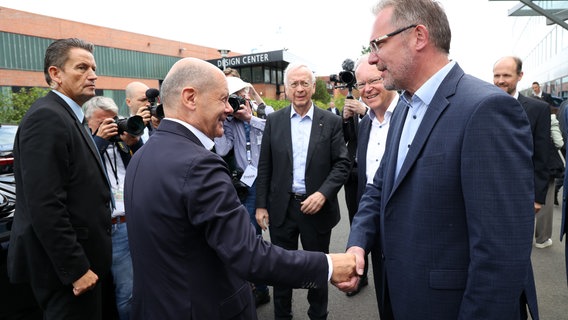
[31,281,102,320]
[269,197,331,320]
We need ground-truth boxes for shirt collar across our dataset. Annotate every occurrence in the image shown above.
[290,103,314,119]
[163,118,215,151]
[369,93,400,121]
[52,89,85,122]
[401,60,456,106]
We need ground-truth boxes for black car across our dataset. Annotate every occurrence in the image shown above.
[0,124,42,319]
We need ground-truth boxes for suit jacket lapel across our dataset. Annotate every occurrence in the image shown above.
[280,105,294,167]
[306,106,323,168]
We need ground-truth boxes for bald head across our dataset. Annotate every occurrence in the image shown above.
[160,57,231,139]
[125,81,150,116]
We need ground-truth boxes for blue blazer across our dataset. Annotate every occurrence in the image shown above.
[561,108,568,287]
[348,64,538,319]
[125,120,328,319]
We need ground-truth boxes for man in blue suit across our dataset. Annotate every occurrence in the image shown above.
[124,57,357,320]
[344,0,538,319]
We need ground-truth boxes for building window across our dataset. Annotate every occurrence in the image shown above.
[252,66,263,83]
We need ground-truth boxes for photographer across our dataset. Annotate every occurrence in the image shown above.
[83,96,143,320]
[213,76,274,306]
[125,81,155,142]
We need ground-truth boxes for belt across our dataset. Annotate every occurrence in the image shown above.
[290,193,307,201]
[111,215,126,224]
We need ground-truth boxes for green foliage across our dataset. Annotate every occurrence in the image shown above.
[361,45,371,55]
[0,87,49,124]
[312,79,331,104]
[263,97,332,112]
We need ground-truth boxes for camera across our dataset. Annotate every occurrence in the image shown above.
[228,94,247,113]
[230,169,249,201]
[330,58,357,99]
[145,88,165,119]
[109,115,145,142]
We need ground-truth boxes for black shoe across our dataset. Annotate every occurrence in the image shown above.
[255,289,270,306]
[346,275,368,297]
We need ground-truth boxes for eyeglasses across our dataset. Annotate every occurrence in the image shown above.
[356,77,383,90]
[369,25,417,54]
[288,81,312,88]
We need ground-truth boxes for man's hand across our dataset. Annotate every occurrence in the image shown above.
[343,99,366,119]
[332,247,365,292]
[136,105,152,126]
[534,202,542,214]
[120,132,140,147]
[96,118,118,140]
[255,208,269,231]
[232,101,253,123]
[300,191,326,215]
[329,253,358,288]
[72,269,99,296]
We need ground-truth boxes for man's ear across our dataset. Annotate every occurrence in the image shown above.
[48,66,61,87]
[181,87,197,111]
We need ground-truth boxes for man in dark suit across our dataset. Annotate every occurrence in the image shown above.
[345,1,538,319]
[7,38,113,319]
[532,81,555,107]
[561,107,568,287]
[124,57,357,320]
[327,101,341,116]
[494,56,552,248]
[342,53,398,298]
[255,63,351,319]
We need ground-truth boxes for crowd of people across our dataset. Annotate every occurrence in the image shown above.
[5,0,568,319]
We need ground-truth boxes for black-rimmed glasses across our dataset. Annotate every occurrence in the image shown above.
[369,25,417,54]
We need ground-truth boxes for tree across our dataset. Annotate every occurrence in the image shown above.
[312,78,331,104]
[0,87,49,124]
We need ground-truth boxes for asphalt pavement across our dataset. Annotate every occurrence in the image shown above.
[256,187,568,319]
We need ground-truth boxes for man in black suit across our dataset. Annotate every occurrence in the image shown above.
[256,63,351,319]
[124,57,357,320]
[7,38,113,319]
[342,53,398,298]
[494,56,552,247]
[327,101,341,116]
[532,81,555,107]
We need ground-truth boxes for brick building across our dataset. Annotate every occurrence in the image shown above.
[0,6,307,114]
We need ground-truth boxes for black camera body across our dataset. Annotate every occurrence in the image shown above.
[228,94,247,113]
[109,115,145,142]
[145,88,165,120]
[330,58,357,99]
[230,169,249,201]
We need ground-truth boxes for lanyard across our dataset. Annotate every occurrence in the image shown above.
[244,122,251,164]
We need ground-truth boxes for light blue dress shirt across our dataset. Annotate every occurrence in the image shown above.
[290,104,314,194]
[395,61,456,179]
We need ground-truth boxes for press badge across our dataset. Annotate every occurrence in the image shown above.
[240,165,257,187]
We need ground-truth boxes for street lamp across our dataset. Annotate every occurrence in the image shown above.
[217,49,231,70]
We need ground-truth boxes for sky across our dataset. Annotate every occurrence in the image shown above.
[0,0,519,83]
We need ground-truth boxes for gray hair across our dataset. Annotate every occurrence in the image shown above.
[83,96,119,119]
[283,63,316,87]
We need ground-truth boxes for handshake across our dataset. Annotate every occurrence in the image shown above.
[329,248,365,292]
